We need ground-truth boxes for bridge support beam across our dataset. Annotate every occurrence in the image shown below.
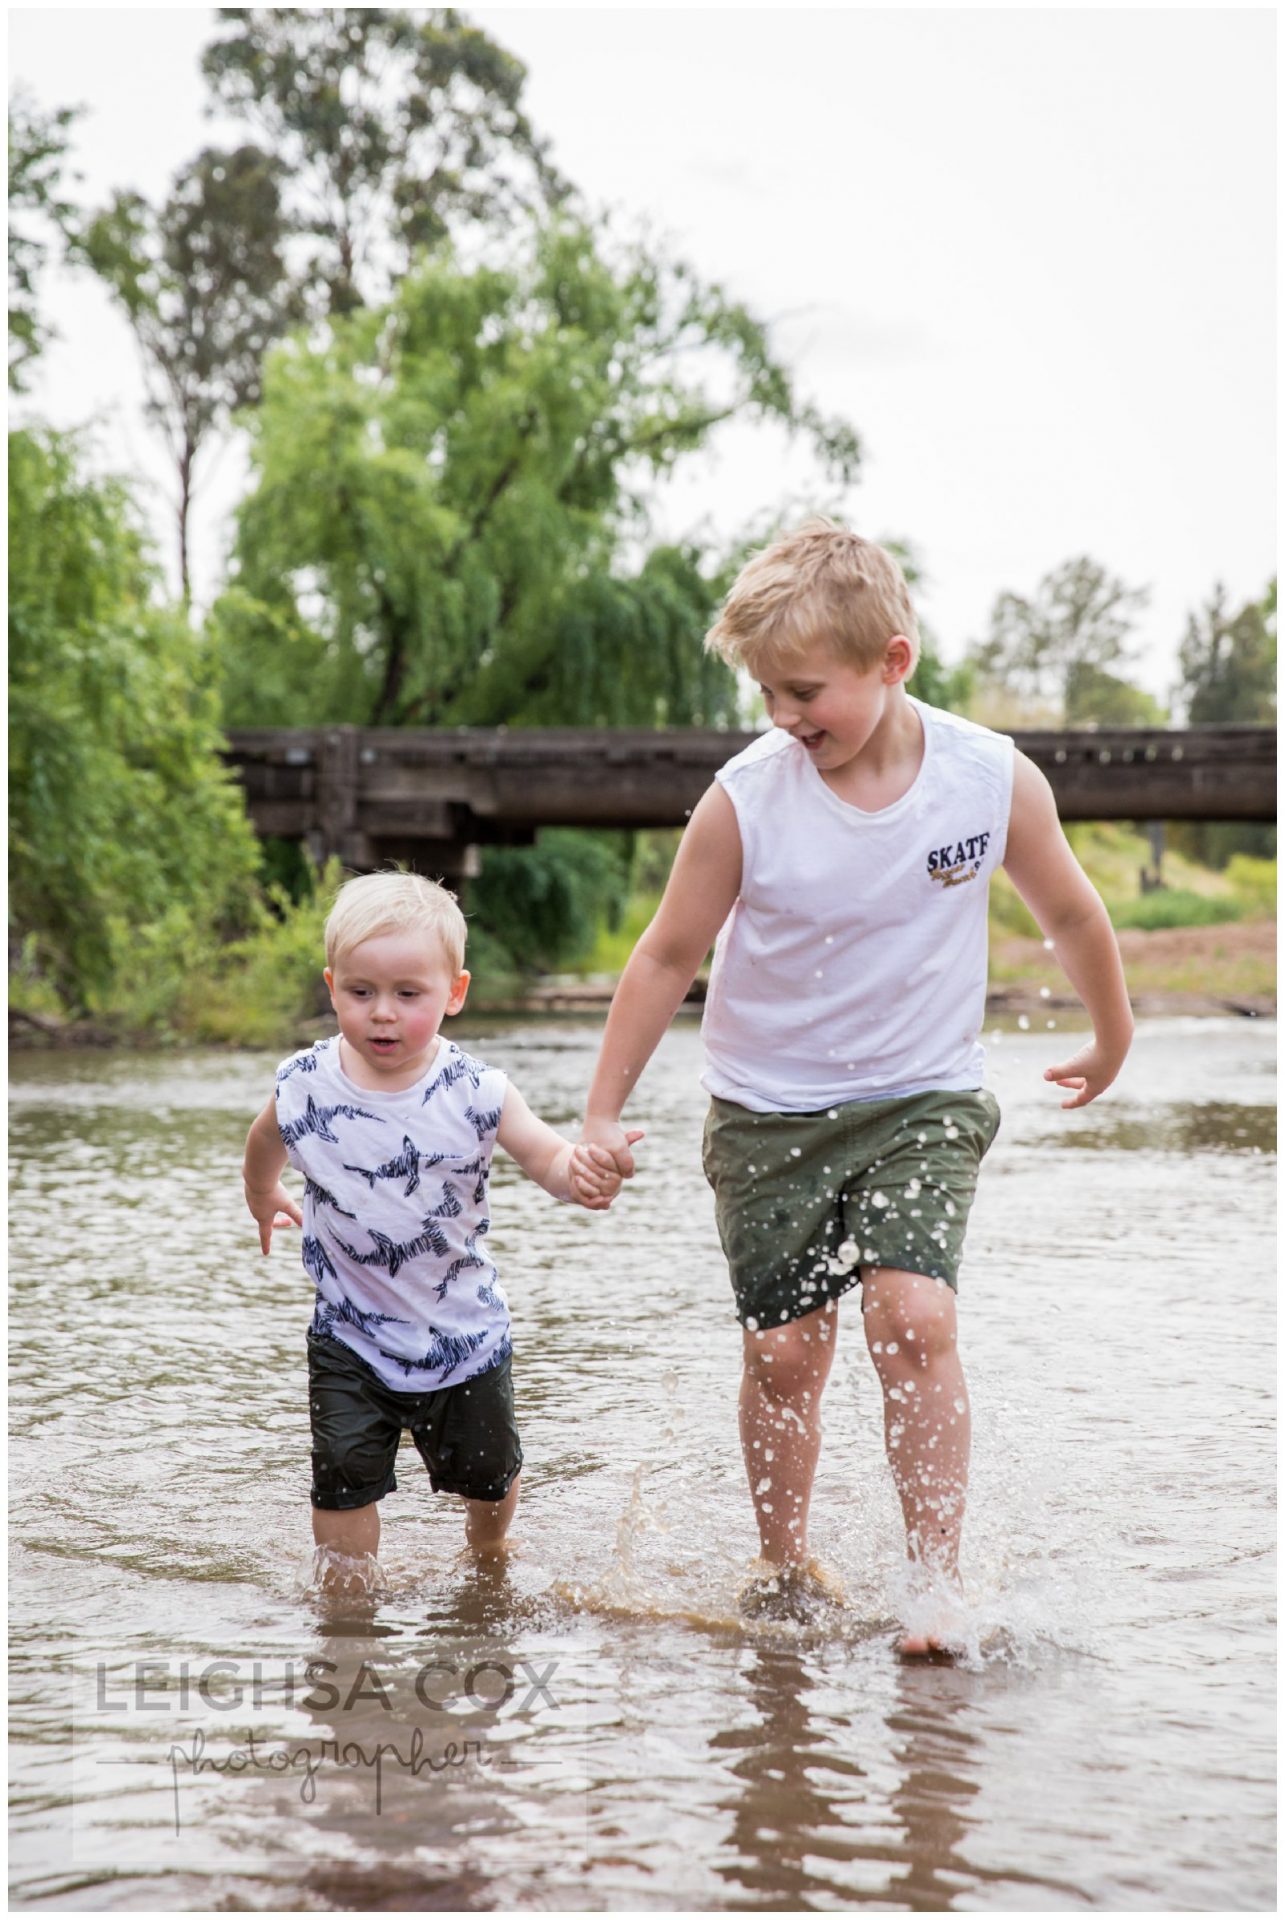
[224,722,1277,877]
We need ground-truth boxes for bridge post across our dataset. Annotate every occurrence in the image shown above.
[309,726,376,869]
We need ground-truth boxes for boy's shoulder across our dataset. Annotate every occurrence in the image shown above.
[430,1039,504,1096]
[714,701,1013,789]
[275,1037,336,1088]
[715,727,794,787]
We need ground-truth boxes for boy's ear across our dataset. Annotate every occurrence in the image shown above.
[323,966,337,1005]
[446,970,471,1016]
[883,635,915,685]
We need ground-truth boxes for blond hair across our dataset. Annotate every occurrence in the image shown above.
[324,870,467,975]
[705,518,919,676]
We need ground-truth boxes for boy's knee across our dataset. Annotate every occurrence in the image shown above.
[863,1274,957,1367]
[743,1323,832,1403]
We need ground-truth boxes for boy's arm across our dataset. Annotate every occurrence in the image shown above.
[582,781,744,1171]
[243,1097,304,1253]
[496,1083,643,1211]
[1002,752,1134,1107]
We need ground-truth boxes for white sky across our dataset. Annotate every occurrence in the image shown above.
[7,3,1278,700]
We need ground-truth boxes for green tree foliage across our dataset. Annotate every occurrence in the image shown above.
[469,830,631,975]
[1175,579,1276,724]
[969,555,1154,723]
[8,428,260,1016]
[201,6,566,317]
[8,89,81,389]
[1170,578,1276,868]
[82,146,297,600]
[213,223,861,730]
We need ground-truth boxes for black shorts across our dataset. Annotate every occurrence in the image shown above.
[307,1332,523,1510]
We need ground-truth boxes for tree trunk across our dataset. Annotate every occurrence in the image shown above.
[177,441,194,606]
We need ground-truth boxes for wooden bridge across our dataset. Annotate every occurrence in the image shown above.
[223,723,1277,878]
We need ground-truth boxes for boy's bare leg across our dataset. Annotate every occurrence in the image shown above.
[312,1501,381,1593]
[740,1302,838,1566]
[464,1474,521,1558]
[861,1268,970,1651]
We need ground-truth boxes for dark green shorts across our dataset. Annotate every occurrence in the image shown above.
[701,1088,1001,1329]
[306,1332,523,1510]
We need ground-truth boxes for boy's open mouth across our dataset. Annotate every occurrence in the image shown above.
[800,730,826,751]
[368,1037,399,1051]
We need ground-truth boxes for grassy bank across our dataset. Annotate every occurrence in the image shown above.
[9,831,1275,1050]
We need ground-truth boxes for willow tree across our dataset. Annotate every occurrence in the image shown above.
[8,429,260,1014]
[213,220,862,731]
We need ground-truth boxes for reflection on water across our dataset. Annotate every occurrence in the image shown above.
[9,1017,1277,1910]
[1038,1099,1276,1157]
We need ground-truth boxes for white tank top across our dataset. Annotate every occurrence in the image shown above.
[700,697,1015,1112]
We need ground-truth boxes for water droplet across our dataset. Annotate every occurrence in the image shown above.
[871,1190,889,1208]
[1039,986,1051,999]
[887,1341,900,1355]
[1017,1015,1031,1031]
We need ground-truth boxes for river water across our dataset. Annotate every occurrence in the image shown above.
[8,1015,1276,1911]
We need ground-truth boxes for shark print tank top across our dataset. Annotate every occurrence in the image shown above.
[275,1037,510,1391]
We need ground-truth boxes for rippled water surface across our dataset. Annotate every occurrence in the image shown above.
[9,1016,1276,1910]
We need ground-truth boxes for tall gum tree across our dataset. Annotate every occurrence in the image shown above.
[201,6,568,318]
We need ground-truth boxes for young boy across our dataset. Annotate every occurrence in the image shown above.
[243,871,632,1580]
[580,520,1133,1652]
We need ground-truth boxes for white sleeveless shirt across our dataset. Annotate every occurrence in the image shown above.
[700,697,1015,1112]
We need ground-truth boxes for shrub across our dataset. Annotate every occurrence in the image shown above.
[1108,890,1243,932]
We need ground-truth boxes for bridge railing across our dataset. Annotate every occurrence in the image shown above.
[222,723,1277,875]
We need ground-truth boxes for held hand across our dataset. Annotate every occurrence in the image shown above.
[1043,1040,1125,1110]
[580,1116,645,1181]
[244,1178,303,1254]
[567,1137,644,1211]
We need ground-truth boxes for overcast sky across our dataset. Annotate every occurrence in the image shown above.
[8,4,1277,699]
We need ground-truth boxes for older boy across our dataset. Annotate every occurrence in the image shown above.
[243,871,631,1581]
[581,520,1132,1652]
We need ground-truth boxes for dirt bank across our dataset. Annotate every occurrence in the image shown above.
[9,920,1275,1046]
[990,917,1275,1018]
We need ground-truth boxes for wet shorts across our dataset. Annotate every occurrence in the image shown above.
[306,1332,523,1510]
[701,1088,1001,1329]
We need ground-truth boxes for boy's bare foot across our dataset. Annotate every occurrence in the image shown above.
[897,1631,958,1662]
[739,1557,845,1624]
[895,1573,969,1659]
[312,1545,382,1599]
